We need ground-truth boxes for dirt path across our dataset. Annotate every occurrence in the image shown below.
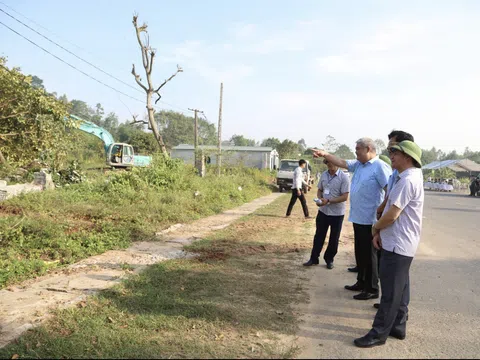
[0,193,283,348]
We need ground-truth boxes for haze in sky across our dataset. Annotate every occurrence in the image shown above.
[2,0,479,152]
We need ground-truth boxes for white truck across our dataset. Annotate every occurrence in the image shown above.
[276,159,313,193]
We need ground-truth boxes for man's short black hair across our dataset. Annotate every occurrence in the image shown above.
[299,159,307,166]
[388,130,414,142]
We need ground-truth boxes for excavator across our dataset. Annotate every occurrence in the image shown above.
[69,114,151,169]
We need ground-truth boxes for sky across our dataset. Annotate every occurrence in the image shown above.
[1,0,480,153]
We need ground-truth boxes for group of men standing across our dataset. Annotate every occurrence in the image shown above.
[286,130,425,348]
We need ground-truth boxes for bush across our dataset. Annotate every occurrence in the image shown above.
[0,157,274,288]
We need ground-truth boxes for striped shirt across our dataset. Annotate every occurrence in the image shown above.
[317,169,350,216]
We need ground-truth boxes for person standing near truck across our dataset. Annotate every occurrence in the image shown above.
[286,159,312,218]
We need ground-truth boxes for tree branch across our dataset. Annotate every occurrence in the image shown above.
[129,114,148,126]
[0,131,33,137]
[133,15,149,70]
[0,112,30,121]
[148,49,155,75]
[154,65,183,104]
[131,64,148,92]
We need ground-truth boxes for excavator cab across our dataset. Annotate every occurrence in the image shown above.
[107,143,135,168]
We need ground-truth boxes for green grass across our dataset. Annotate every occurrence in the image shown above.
[0,157,275,288]
[0,194,313,359]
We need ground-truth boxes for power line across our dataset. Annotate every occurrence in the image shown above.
[0,20,147,103]
[0,0,93,55]
[0,7,144,95]
[0,4,190,114]
[0,20,190,116]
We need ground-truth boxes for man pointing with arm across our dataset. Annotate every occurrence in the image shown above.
[313,138,391,300]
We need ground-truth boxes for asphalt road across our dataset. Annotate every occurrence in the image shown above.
[296,191,480,359]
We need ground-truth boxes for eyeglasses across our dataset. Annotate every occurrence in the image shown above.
[323,159,329,165]
[388,147,400,155]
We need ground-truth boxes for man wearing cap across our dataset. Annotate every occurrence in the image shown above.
[313,137,391,300]
[354,140,424,348]
[303,158,350,269]
[374,131,414,310]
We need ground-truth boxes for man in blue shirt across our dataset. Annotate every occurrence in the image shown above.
[313,137,391,300]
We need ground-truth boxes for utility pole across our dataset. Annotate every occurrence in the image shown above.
[188,108,204,176]
[217,82,223,176]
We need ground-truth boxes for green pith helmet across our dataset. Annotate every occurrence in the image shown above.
[390,140,422,168]
[379,154,392,167]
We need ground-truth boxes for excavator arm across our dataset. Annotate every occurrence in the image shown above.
[69,114,115,154]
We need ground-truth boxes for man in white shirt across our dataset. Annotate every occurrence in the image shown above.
[354,140,424,348]
[286,159,312,218]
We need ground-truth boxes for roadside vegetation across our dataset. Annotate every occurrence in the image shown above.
[0,156,274,288]
[0,192,315,359]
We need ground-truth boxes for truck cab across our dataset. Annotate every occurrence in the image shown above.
[276,159,312,193]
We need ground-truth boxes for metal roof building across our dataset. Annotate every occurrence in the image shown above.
[422,159,480,176]
[171,144,279,170]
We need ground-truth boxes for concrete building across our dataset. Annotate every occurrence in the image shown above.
[171,144,279,170]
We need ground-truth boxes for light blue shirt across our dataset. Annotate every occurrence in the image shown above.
[347,157,392,225]
[386,169,399,197]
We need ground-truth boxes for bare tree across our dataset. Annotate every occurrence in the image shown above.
[131,14,183,155]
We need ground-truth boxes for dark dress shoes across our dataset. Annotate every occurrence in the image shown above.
[353,291,379,300]
[326,262,334,269]
[347,266,358,272]
[303,260,318,267]
[344,283,364,292]
[354,335,386,348]
[373,303,380,309]
[389,329,406,340]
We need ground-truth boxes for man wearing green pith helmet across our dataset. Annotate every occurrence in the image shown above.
[354,140,425,348]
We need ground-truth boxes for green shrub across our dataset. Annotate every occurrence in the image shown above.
[0,157,273,288]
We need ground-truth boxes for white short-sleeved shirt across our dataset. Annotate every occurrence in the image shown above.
[380,167,425,257]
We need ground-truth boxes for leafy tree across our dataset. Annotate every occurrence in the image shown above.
[103,112,119,133]
[374,139,386,154]
[421,147,442,166]
[298,138,307,153]
[155,110,217,149]
[322,135,339,153]
[230,134,256,147]
[0,58,74,168]
[30,75,45,90]
[261,137,281,149]
[70,99,94,120]
[441,150,462,161]
[277,139,300,159]
[334,144,355,159]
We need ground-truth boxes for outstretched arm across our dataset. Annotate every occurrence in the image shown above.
[312,149,348,169]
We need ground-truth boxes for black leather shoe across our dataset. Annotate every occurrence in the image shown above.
[344,283,364,292]
[303,260,319,267]
[389,329,406,340]
[373,303,380,309]
[353,291,379,300]
[354,335,386,348]
[326,262,334,269]
[347,266,358,273]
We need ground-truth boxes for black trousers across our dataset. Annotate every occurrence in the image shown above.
[286,189,309,217]
[368,249,413,340]
[353,223,379,293]
[310,211,344,264]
